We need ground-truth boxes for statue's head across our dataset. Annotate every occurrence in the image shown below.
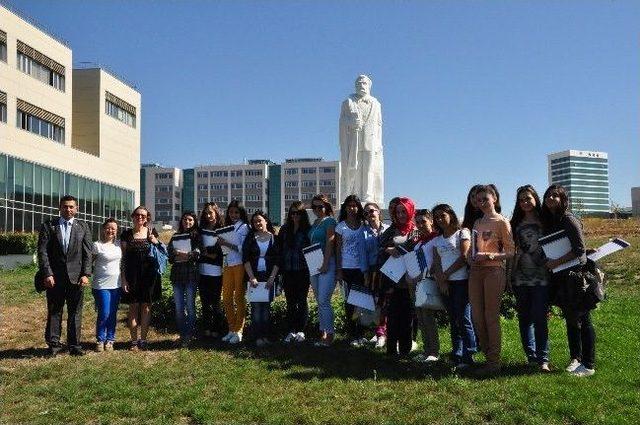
[355,74,372,97]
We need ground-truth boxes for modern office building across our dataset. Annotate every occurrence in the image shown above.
[547,150,609,216]
[140,164,182,227]
[186,160,273,218]
[0,4,140,235]
[632,187,640,217]
[280,158,340,222]
[147,158,341,227]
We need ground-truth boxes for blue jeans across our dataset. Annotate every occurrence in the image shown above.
[173,281,197,340]
[443,280,477,363]
[250,302,271,339]
[92,288,120,343]
[310,258,336,334]
[513,285,550,364]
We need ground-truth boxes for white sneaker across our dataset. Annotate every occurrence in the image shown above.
[571,364,595,377]
[228,332,242,344]
[565,359,581,372]
[375,336,386,349]
[413,354,439,363]
[411,340,419,352]
[222,332,234,342]
[283,332,295,343]
[294,332,306,342]
[350,337,369,347]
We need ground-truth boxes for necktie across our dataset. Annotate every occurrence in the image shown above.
[63,221,70,253]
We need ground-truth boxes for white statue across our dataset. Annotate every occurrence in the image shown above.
[339,74,384,205]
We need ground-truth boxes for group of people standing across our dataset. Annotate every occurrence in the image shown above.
[37,182,597,377]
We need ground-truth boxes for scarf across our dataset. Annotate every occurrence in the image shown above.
[396,197,416,235]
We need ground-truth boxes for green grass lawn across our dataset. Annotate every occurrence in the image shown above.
[1,237,639,424]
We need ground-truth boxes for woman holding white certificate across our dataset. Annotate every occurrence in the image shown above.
[335,195,369,347]
[221,200,250,345]
[242,211,281,347]
[168,212,201,347]
[198,203,225,338]
[541,184,594,377]
[308,194,337,347]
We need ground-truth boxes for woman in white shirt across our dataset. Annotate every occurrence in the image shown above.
[92,218,122,352]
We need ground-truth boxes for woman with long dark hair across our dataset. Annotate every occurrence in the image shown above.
[335,194,369,346]
[168,211,201,347]
[541,184,594,377]
[198,202,225,338]
[278,201,312,343]
[510,185,550,372]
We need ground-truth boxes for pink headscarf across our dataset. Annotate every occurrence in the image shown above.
[396,197,416,235]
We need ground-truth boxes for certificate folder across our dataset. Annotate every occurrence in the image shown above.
[303,243,324,276]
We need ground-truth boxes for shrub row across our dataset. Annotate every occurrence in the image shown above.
[0,232,38,255]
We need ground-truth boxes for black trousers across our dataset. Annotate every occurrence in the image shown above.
[282,270,310,333]
[198,274,226,334]
[386,288,413,356]
[564,308,596,369]
[342,268,365,339]
[45,279,84,350]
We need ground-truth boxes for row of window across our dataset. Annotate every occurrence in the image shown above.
[284,167,336,175]
[198,182,264,190]
[17,109,65,143]
[0,40,6,62]
[17,52,65,91]
[155,173,173,180]
[0,102,6,123]
[0,154,134,236]
[196,169,264,178]
[105,100,136,128]
[550,156,607,165]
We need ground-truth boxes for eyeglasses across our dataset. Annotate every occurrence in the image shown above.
[311,204,325,210]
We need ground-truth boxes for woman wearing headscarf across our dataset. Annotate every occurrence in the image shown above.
[378,197,421,357]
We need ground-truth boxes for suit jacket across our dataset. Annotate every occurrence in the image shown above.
[37,217,93,286]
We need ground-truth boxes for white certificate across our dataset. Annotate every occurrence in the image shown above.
[404,249,427,279]
[303,243,324,276]
[246,282,271,303]
[346,285,376,311]
[201,229,218,248]
[216,225,235,255]
[380,255,407,284]
[171,233,192,255]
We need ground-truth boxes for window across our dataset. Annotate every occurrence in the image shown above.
[285,181,298,188]
[155,173,171,179]
[213,170,228,177]
[302,180,315,188]
[319,180,334,187]
[285,168,298,175]
[197,184,208,190]
[16,109,64,143]
[245,182,262,189]
[246,194,261,201]
[321,167,335,173]
[156,185,171,192]
[301,193,313,200]
[231,183,243,189]
[198,197,208,203]
[0,91,6,123]
[245,169,262,176]
[301,168,316,174]
[16,51,65,91]
[0,31,6,62]
[230,170,243,177]
[212,196,227,203]
[211,183,227,190]
[284,194,298,201]
[197,171,209,178]
[105,99,136,127]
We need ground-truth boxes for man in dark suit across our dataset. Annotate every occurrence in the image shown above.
[37,195,93,356]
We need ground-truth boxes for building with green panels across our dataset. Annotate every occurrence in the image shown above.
[547,150,609,216]
[0,153,134,237]
[267,164,281,225]
[182,168,195,212]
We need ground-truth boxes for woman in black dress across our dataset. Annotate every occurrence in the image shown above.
[120,206,162,351]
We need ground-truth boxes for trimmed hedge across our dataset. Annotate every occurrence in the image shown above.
[0,232,38,255]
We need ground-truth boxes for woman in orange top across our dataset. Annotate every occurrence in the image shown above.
[468,184,514,375]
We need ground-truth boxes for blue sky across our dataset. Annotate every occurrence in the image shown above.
[16,0,640,215]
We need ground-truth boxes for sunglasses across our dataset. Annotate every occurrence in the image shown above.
[311,204,325,210]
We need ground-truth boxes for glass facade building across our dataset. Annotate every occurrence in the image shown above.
[548,150,609,216]
[0,153,134,237]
